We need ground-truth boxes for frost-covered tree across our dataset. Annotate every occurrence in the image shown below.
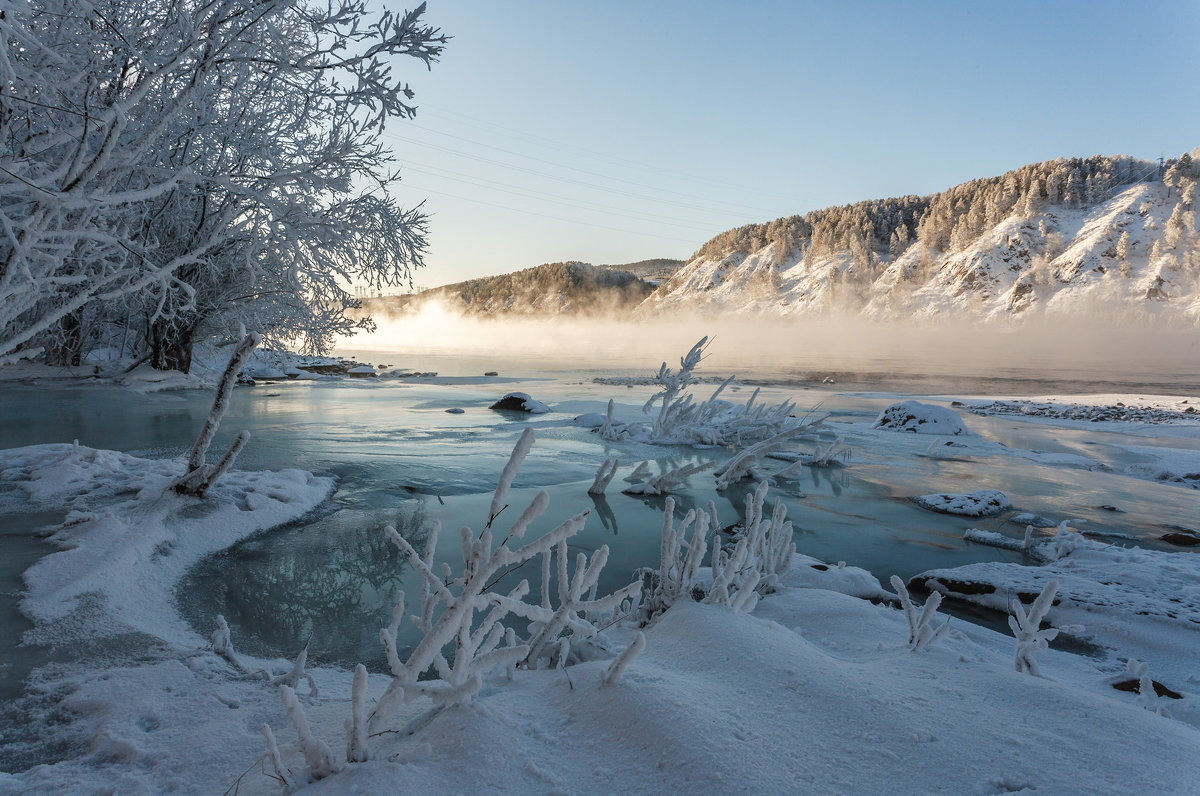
[0,0,446,368]
[1115,230,1131,261]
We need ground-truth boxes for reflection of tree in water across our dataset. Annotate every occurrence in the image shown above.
[203,501,430,667]
[589,494,618,535]
[805,463,846,496]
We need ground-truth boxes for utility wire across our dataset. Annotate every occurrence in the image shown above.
[387,125,783,218]
[397,182,704,245]
[415,103,796,208]
[401,161,722,233]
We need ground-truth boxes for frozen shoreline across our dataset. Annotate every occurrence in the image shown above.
[2,367,1200,793]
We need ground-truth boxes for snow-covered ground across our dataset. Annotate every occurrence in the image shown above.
[2,357,1200,794]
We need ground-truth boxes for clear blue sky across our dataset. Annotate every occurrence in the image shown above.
[385,0,1200,287]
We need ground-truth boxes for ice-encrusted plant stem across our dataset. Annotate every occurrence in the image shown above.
[890,575,950,652]
[175,331,259,496]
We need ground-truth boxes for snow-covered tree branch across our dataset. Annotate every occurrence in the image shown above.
[0,0,446,369]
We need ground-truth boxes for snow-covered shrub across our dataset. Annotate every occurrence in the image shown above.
[706,482,796,607]
[1039,520,1083,561]
[641,481,795,621]
[271,640,318,697]
[369,428,642,732]
[809,436,851,467]
[345,664,370,763]
[639,497,714,619]
[278,684,336,782]
[209,614,241,670]
[1120,659,1168,715]
[174,332,259,497]
[1009,580,1062,676]
[889,576,950,652]
[604,337,813,446]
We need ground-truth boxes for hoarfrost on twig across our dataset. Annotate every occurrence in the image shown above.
[588,458,619,495]
[1009,580,1062,676]
[601,631,646,685]
[889,575,950,652]
[369,430,643,732]
[261,724,296,790]
[345,664,370,763]
[622,460,713,496]
[279,684,335,781]
[271,638,318,697]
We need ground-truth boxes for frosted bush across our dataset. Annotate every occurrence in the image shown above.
[369,428,643,731]
[603,337,815,446]
[641,481,795,621]
[714,427,808,490]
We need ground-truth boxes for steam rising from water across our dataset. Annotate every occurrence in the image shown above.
[337,299,1200,389]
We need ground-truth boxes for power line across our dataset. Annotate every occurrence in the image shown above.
[415,102,796,207]
[401,161,720,232]
[398,182,704,245]
[387,124,782,218]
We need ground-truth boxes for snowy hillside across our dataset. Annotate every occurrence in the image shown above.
[641,154,1200,321]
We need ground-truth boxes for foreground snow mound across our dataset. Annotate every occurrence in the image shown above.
[0,443,334,642]
[874,400,968,435]
[911,489,1011,517]
[489,391,550,413]
[298,594,1200,796]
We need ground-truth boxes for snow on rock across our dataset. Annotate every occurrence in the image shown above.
[489,392,550,414]
[1161,527,1200,547]
[0,443,333,642]
[873,400,968,435]
[911,489,1011,517]
[572,411,607,428]
[346,364,378,377]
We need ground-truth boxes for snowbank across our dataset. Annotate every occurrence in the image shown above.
[916,528,1200,693]
[1,443,333,643]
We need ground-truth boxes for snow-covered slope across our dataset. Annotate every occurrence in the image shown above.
[642,179,1200,321]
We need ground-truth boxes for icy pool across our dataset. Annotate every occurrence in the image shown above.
[3,351,1198,683]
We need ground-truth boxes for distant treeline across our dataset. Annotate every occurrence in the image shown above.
[362,261,657,318]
